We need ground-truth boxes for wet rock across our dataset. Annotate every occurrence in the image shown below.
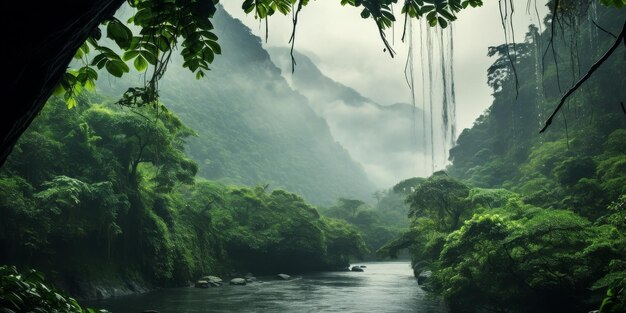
[195,280,209,288]
[276,274,291,280]
[230,278,247,285]
[417,270,432,285]
[351,266,364,272]
[202,276,223,287]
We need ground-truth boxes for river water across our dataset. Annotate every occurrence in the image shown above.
[85,262,446,313]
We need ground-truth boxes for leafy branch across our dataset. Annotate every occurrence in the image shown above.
[54,0,483,112]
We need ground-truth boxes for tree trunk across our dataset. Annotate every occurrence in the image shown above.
[0,0,125,167]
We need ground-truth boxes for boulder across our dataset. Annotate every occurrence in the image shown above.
[202,276,223,286]
[351,266,364,272]
[230,278,246,285]
[194,280,209,288]
[202,275,222,282]
[417,270,432,285]
[276,274,291,280]
[359,265,367,268]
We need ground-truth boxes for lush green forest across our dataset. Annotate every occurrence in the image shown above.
[0,96,367,300]
[379,3,626,312]
[1,0,625,312]
[319,178,423,259]
[99,8,376,207]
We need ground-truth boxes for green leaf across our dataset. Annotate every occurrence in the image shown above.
[105,60,128,78]
[122,50,140,61]
[438,17,448,28]
[106,19,133,49]
[207,41,221,55]
[140,50,157,65]
[134,55,148,72]
[421,5,435,13]
[66,97,77,109]
[360,9,370,19]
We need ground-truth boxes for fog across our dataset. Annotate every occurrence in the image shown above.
[224,1,548,186]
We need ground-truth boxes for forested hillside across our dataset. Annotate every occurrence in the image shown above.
[447,5,625,216]
[0,97,368,299]
[380,4,626,312]
[99,8,375,206]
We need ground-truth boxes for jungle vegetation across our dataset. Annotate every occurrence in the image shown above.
[0,0,625,312]
[0,97,368,301]
[380,2,626,312]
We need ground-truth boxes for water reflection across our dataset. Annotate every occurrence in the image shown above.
[84,262,446,313]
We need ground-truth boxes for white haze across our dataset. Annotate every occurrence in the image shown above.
[223,1,549,188]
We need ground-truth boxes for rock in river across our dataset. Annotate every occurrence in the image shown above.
[417,270,432,285]
[202,276,223,287]
[230,278,247,285]
[195,280,209,288]
[351,266,364,272]
[276,274,291,280]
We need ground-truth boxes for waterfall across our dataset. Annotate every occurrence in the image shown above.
[440,28,450,162]
[449,26,457,147]
[419,22,428,173]
[406,19,458,176]
[426,24,436,173]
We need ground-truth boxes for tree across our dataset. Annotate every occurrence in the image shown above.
[432,202,624,313]
[407,171,470,231]
[0,0,484,167]
[82,104,197,190]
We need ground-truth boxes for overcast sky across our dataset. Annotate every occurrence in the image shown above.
[224,1,548,132]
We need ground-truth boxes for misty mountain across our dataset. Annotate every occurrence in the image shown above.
[268,47,427,188]
[100,8,375,206]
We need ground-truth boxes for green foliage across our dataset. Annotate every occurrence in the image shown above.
[0,265,106,313]
[434,208,600,312]
[599,0,626,8]
[320,189,411,260]
[108,9,376,206]
[319,217,369,267]
[392,177,425,194]
[447,6,625,221]
[384,166,626,312]
[407,171,470,231]
[0,95,369,294]
[204,184,367,273]
[56,0,483,111]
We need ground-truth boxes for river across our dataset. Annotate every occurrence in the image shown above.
[84,261,446,313]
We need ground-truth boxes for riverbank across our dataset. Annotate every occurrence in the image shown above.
[48,269,155,301]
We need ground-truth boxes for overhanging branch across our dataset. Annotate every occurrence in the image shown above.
[539,19,626,133]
